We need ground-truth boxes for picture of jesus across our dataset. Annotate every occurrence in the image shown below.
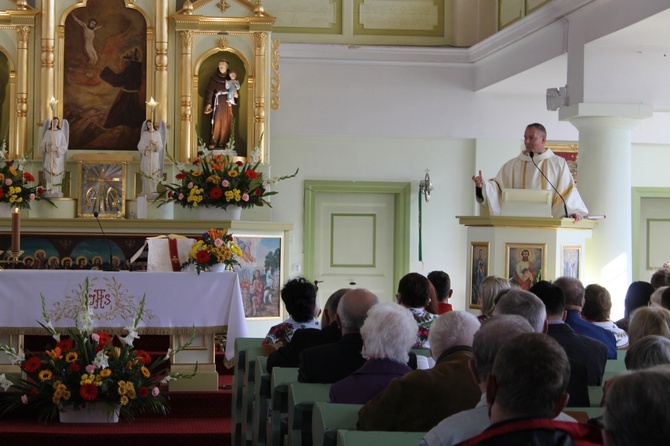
[506,244,544,291]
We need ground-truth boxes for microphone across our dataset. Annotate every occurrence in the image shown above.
[528,151,569,218]
[93,211,115,271]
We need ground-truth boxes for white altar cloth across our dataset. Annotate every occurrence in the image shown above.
[0,271,247,361]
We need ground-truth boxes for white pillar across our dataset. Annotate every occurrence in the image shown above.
[559,103,652,318]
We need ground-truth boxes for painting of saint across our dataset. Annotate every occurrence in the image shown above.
[63,0,147,151]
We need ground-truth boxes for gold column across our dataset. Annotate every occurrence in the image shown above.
[253,32,267,159]
[179,30,194,162]
[15,25,30,158]
[41,0,55,122]
[154,0,168,122]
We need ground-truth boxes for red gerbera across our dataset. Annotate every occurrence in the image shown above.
[36,186,43,196]
[255,188,263,196]
[24,357,42,373]
[175,172,186,180]
[97,332,112,346]
[5,161,11,166]
[196,250,211,263]
[79,383,99,401]
[245,170,258,179]
[70,363,80,372]
[236,161,243,166]
[56,339,74,352]
[209,187,223,199]
[23,172,35,182]
[138,386,149,397]
[193,158,201,165]
[135,350,152,365]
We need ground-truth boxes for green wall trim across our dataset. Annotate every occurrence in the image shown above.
[632,187,670,279]
[304,180,411,289]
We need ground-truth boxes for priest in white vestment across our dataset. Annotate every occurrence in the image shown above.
[472,123,588,220]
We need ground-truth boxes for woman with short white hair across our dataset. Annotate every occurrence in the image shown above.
[329,302,417,404]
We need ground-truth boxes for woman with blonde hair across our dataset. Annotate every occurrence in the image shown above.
[477,275,511,322]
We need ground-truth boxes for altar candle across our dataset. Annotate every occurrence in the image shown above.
[11,207,20,252]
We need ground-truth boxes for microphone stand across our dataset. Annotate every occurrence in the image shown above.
[528,151,569,218]
[93,211,114,271]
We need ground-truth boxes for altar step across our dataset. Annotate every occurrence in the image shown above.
[0,375,233,446]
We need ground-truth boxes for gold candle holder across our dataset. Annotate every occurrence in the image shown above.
[0,250,24,269]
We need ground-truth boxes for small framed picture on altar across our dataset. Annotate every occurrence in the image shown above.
[561,245,581,280]
[77,161,127,218]
[232,234,285,320]
[505,243,546,291]
[469,242,490,309]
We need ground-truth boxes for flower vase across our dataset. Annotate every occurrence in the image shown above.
[195,205,242,221]
[206,263,227,272]
[0,202,13,218]
[59,403,120,423]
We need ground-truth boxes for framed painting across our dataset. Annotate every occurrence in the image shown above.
[469,242,490,309]
[561,245,581,279]
[233,235,284,320]
[505,243,545,290]
[546,141,579,183]
[78,161,127,218]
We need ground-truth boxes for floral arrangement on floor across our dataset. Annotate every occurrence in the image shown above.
[158,134,298,210]
[0,279,197,422]
[0,151,51,210]
[184,228,243,274]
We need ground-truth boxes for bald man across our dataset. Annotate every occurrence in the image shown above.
[298,289,380,383]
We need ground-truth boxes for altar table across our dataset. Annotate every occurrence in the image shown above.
[0,270,247,362]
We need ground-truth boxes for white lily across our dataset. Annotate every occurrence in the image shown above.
[92,350,110,369]
[0,374,13,391]
[120,328,140,347]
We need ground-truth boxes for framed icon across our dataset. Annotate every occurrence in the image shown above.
[469,242,490,309]
[505,243,546,290]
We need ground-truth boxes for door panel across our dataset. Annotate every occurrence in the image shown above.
[313,193,395,305]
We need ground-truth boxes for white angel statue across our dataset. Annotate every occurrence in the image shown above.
[137,119,166,197]
[40,117,69,197]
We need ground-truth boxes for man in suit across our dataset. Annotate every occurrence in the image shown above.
[554,276,617,359]
[531,281,608,386]
[357,311,482,432]
[297,288,379,383]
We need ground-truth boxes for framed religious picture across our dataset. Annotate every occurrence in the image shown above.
[505,243,546,290]
[232,234,284,320]
[546,141,579,183]
[562,245,581,279]
[469,242,490,309]
[77,160,127,218]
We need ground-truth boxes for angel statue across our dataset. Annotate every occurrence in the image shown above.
[40,117,69,197]
[137,119,166,197]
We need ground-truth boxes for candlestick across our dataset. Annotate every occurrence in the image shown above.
[11,207,20,252]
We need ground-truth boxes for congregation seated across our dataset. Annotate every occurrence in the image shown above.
[396,273,438,348]
[266,287,345,372]
[329,302,416,404]
[428,270,454,314]
[493,287,590,405]
[554,276,617,359]
[357,311,481,432]
[583,284,629,349]
[298,289,379,384]
[421,315,538,446]
[530,281,608,387]
[476,276,511,323]
[455,333,603,446]
[626,305,670,345]
[602,366,670,446]
[614,281,654,331]
[650,285,670,310]
[262,277,321,356]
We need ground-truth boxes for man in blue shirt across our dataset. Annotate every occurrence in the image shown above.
[554,276,617,359]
